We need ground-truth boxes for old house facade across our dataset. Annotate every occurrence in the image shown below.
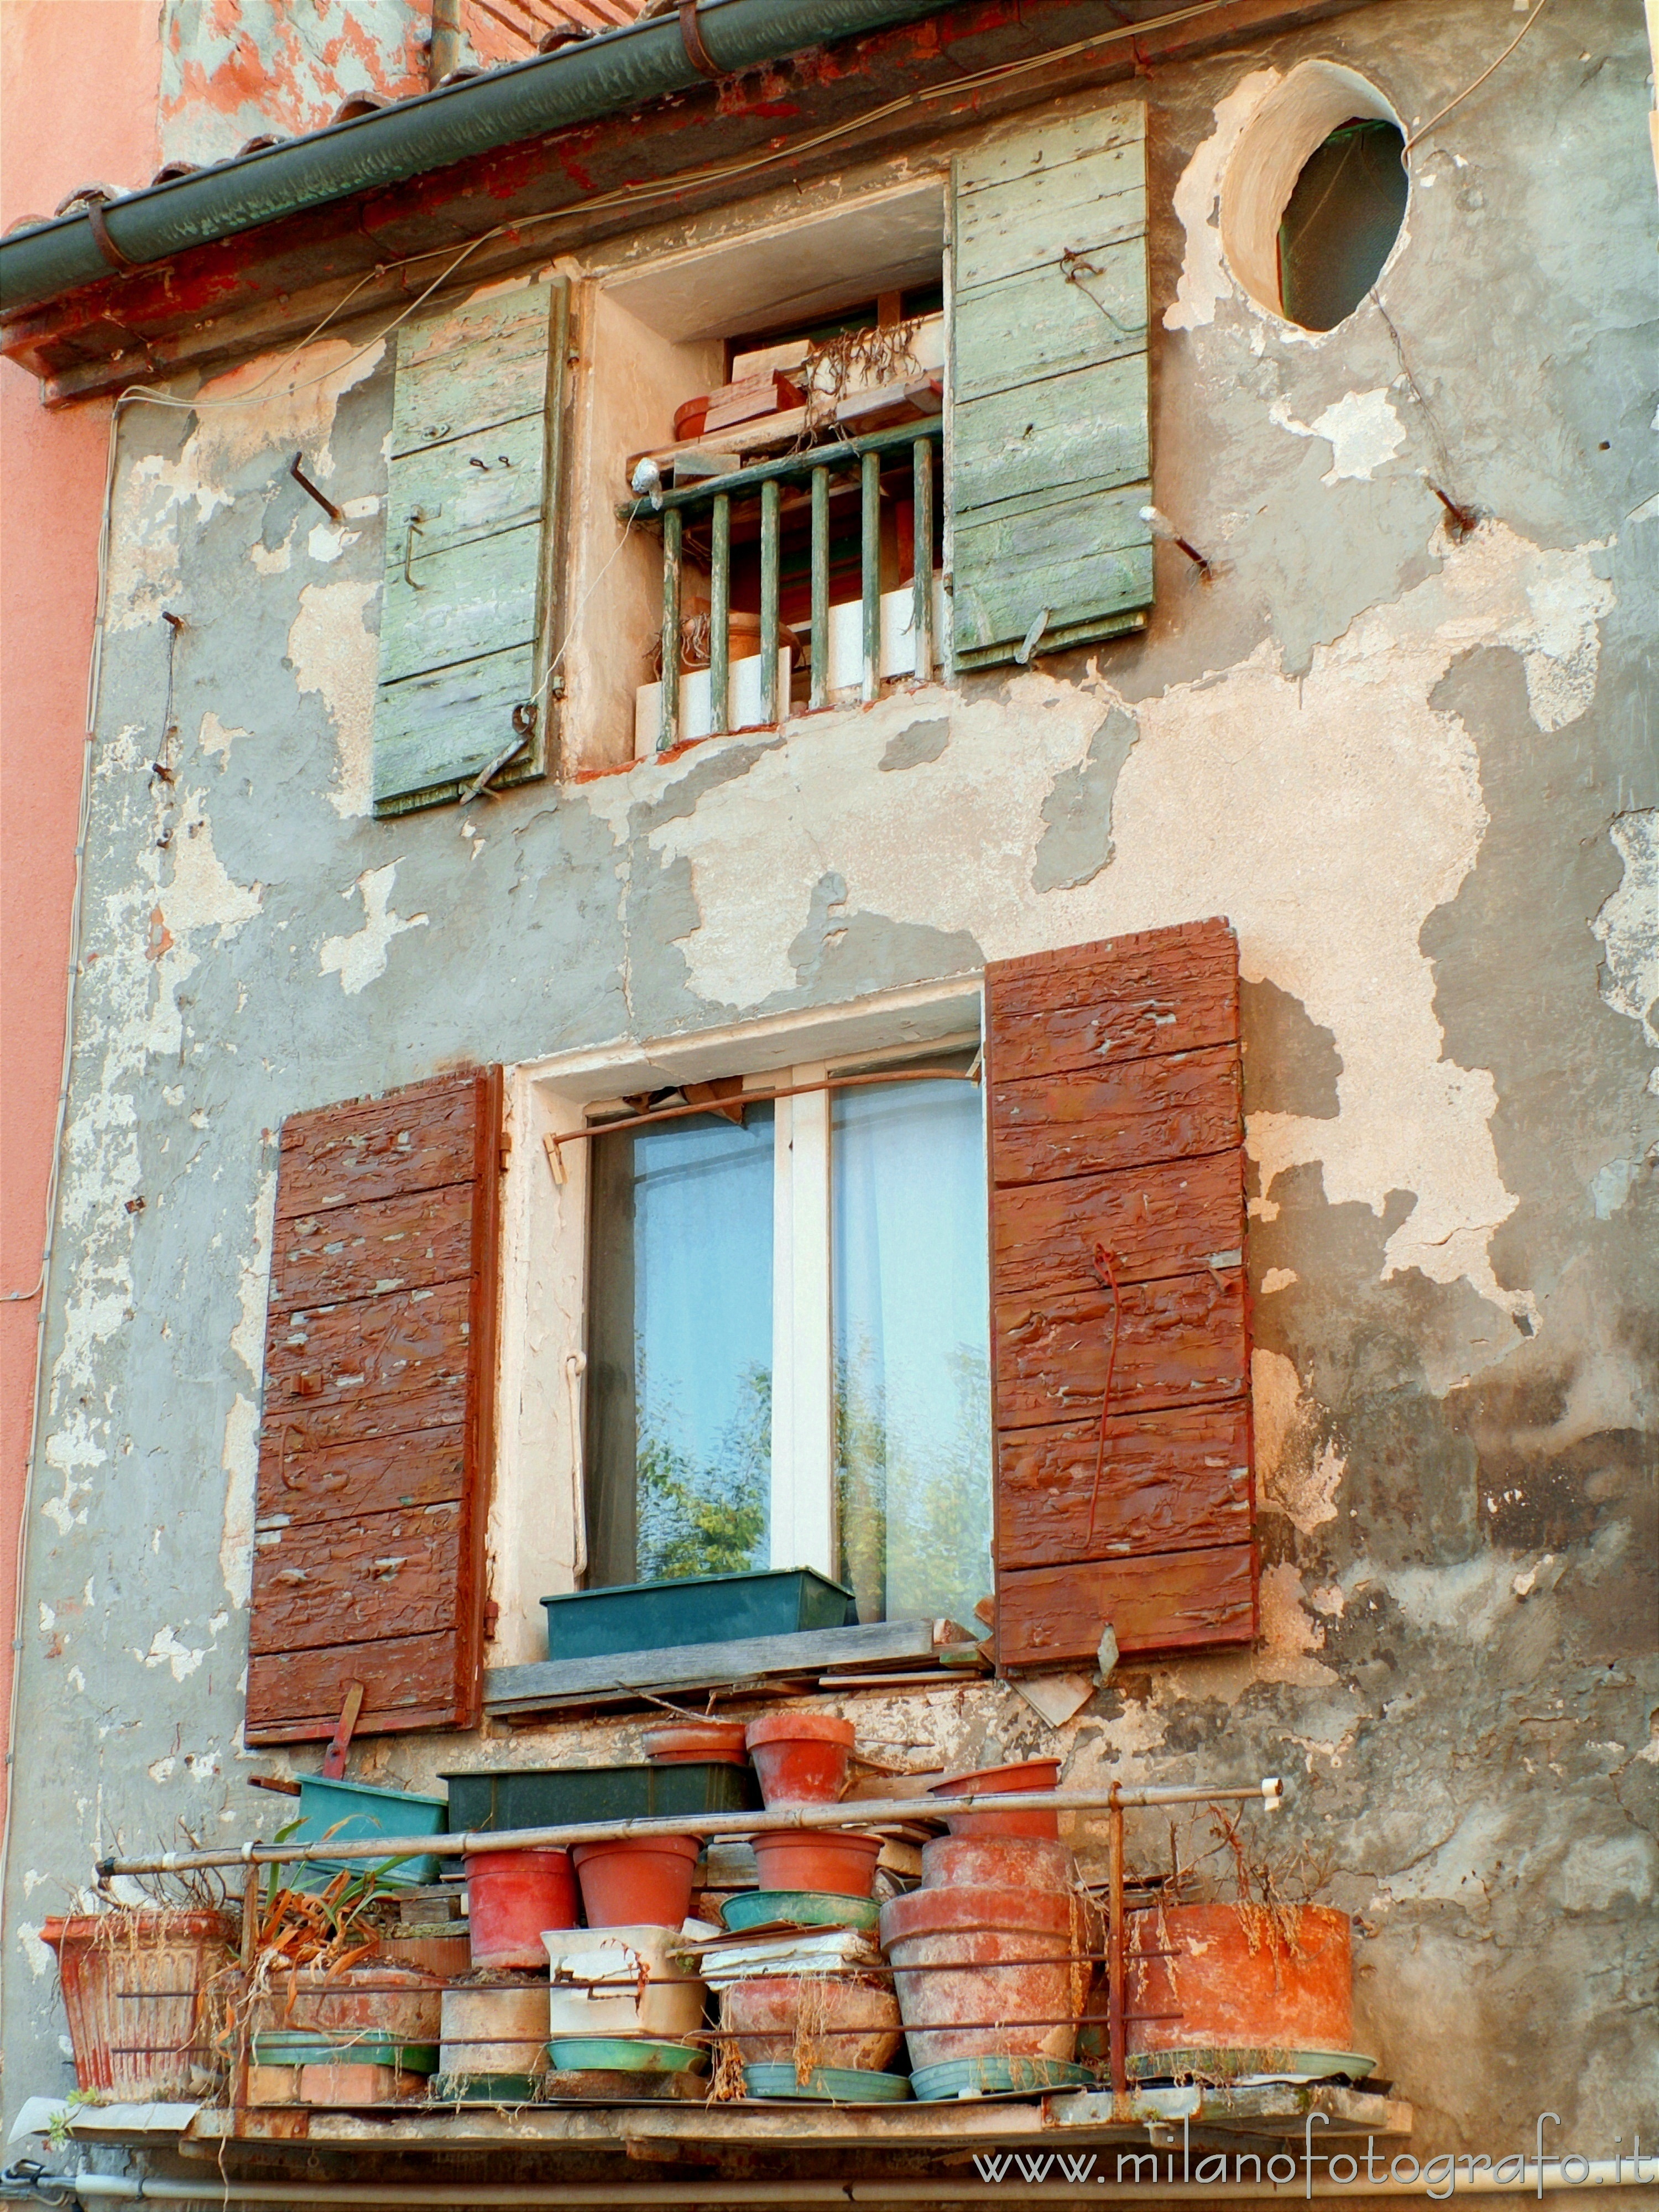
[1,0,1654,2201]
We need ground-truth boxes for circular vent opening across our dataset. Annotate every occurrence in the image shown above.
[1220,62,1408,330]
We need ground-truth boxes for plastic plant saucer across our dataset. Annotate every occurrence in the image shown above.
[910,2055,1096,2102]
[742,2062,911,2103]
[546,2036,707,2074]
[719,1890,881,1934]
[432,2072,539,2103]
[252,2031,439,2073]
[1126,2047,1378,2084]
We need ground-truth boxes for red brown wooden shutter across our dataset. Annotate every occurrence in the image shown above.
[246,1067,502,1744]
[986,920,1256,1667]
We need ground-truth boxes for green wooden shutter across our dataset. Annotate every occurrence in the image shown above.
[373,279,568,816]
[950,102,1151,669]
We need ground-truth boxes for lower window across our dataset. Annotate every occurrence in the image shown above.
[584,1050,991,1624]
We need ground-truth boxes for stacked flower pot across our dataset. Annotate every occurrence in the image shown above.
[880,1758,1094,2102]
[717,1713,906,2104]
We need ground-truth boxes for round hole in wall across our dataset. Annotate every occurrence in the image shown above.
[1220,61,1407,330]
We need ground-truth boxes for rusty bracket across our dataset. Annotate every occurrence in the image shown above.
[677,0,723,77]
[85,196,139,272]
[290,452,345,525]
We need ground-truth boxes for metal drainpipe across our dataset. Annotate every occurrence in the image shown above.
[430,0,463,87]
[22,2164,1655,2202]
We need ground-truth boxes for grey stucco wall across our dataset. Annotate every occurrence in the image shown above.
[4,0,1655,2174]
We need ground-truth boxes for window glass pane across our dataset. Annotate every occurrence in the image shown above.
[832,1076,992,1624]
[586,1106,774,1585]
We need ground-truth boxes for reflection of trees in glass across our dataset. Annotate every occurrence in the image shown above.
[637,1361,771,1580]
[834,1338,992,1624]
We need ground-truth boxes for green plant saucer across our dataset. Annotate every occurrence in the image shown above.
[546,2036,707,2074]
[743,2063,910,2103]
[431,2072,539,2103]
[252,2032,439,2074]
[910,2055,1095,2101]
[1126,2047,1378,2083]
[719,1890,881,1934]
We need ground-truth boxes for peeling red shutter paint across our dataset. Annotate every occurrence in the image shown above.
[246,1067,502,1744]
[987,921,1257,1666]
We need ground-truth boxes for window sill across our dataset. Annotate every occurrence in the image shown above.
[483,1617,985,1721]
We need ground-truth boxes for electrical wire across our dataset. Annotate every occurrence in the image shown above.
[1402,0,1550,156]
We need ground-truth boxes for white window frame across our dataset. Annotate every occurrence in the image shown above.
[489,979,983,1666]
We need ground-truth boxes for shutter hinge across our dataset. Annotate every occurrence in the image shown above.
[498,1133,513,1174]
[482,1599,500,1640]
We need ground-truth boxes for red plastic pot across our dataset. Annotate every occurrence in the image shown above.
[465,1848,578,1968]
[879,1883,1079,2069]
[750,1828,883,1898]
[745,1713,854,1807]
[920,1833,1076,1893]
[929,1758,1061,1840]
[642,1722,749,1766]
[572,1834,700,1928]
[1127,1904,1353,2055]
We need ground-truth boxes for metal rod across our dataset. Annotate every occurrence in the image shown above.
[95,1782,1282,1878]
[548,1065,976,1162]
[620,416,942,522]
[758,475,780,726]
[658,505,681,753]
[429,0,462,85]
[860,446,881,704]
[809,464,830,710]
[911,434,933,684]
[1108,1789,1126,2096]
[708,490,731,736]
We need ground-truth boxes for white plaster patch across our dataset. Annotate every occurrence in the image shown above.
[319,862,429,994]
[1270,388,1405,481]
[1590,809,1659,1050]
[139,1625,207,1681]
[1251,1348,1343,1534]
[220,1392,259,1611]
[198,711,249,764]
[1255,1562,1338,1686]
[17,1924,53,1979]
[307,521,356,564]
[231,1171,276,1382]
[1164,70,1280,331]
[1588,1156,1640,1219]
[289,580,378,820]
[1505,547,1615,731]
[1259,1266,1298,1293]
[1360,1552,1521,1645]
[1559,1833,1657,1913]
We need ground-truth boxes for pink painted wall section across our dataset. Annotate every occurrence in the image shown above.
[0,0,162,1835]
[159,0,428,168]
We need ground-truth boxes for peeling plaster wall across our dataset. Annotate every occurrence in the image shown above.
[4,0,1656,2167]
[158,0,427,170]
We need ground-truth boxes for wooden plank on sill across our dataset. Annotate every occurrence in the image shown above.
[484,1619,954,1714]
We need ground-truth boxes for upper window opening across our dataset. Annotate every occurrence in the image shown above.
[1276,119,1407,330]
[1219,61,1407,331]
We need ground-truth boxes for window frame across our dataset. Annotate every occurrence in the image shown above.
[489,978,984,1667]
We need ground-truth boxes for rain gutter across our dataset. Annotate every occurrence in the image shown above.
[0,0,960,317]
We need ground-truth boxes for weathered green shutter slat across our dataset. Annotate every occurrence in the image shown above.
[950,101,1151,670]
[374,279,568,816]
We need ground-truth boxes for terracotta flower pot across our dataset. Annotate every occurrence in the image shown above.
[745,1713,855,1806]
[750,1828,883,1898]
[1127,1903,1353,2055]
[440,1984,551,2077]
[466,1848,578,1968]
[641,1722,749,1766]
[929,1759,1061,1840]
[248,1963,443,2047]
[920,1833,1076,1893]
[43,1910,238,2098]
[880,1883,1078,2069]
[721,1973,902,2071]
[572,1833,700,1927]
